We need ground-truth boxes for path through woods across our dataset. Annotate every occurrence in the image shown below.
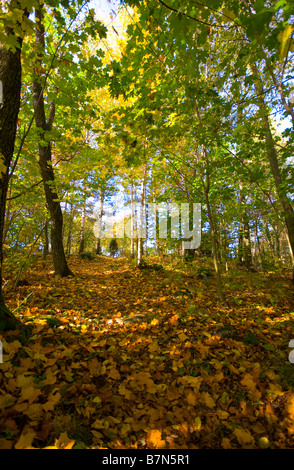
[1,256,294,449]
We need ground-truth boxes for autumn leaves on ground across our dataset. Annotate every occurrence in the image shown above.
[1,255,294,449]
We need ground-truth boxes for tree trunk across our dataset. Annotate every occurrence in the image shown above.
[204,188,224,302]
[32,5,72,277]
[2,181,12,246]
[200,148,224,303]
[137,166,147,266]
[0,10,28,331]
[130,182,135,259]
[238,184,253,269]
[79,200,86,255]
[95,189,104,255]
[66,203,74,255]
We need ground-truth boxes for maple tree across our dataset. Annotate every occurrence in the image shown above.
[0,0,294,451]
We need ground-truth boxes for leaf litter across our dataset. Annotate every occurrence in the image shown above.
[1,255,294,449]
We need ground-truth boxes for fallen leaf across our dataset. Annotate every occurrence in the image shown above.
[55,432,75,449]
[14,431,36,449]
[233,428,255,447]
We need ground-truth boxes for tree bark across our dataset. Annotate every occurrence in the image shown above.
[137,165,147,266]
[238,182,253,269]
[43,220,49,260]
[95,189,104,255]
[130,182,135,259]
[78,200,86,255]
[66,203,74,255]
[32,5,72,277]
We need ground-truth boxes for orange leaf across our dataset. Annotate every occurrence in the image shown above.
[147,430,166,448]
[55,432,75,449]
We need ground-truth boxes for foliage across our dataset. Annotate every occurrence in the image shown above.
[1,256,294,449]
[1,0,294,451]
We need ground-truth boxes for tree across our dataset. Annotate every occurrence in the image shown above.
[109,238,119,257]
[0,0,37,331]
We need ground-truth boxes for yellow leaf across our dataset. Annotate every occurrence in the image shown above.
[108,367,121,380]
[285,393,294,418]
[221,9,236,23]
[15,431,36,449]
[91,430,104,440]
[55,432,75,449]
[92,419,109,430]
[148,342,160,352]
[20,386,42,404]
[258,437,271,449]
[217,410,230,419]
[178,332,188,342]
[17,374,35,388]
[278,24,294,60]
[42,392,61,412]
[221,437,231,449]
[0,394,15,408]
[42,370,57,386]
[5,340,22,357]
[120,423,131,437]
[23,403,44,421]
[179,375,202,390]
[64,371,73,382]
[240,373,261,399]
[233,428,255,446]
[194,416,201,431]
[201,392,216,409]
[93,396,102,405]
[156,383,167,393]
[186,391,196,406]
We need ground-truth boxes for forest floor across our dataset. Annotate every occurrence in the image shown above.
[1,254,294,449]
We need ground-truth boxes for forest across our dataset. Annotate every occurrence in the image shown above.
[0,0,294,450]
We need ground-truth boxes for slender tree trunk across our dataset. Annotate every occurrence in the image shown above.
[32,5,72,277]
[79,200,86,255]
[0,8,28,331]
[144,194,148,256]
[204,188,224,302]
[66,203,74,255]
[62,201,67,240]
[96,189,104,255]
[130,182,135,259]
[238,183,253,269]
[200,149,224,302]
[153,194,158,256]
[137,166,147,266]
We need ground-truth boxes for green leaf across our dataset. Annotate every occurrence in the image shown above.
[278,24,294,59]
[221,9,236,23]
